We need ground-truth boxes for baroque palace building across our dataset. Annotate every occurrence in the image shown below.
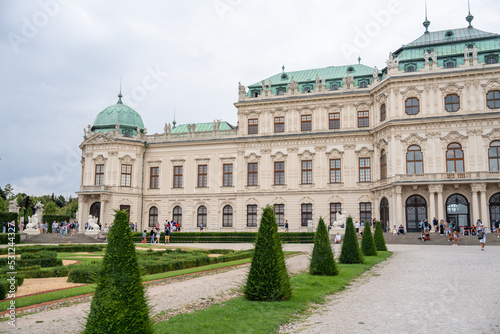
[78,14,500,233]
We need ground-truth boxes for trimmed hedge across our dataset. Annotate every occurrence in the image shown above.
[20,266,69,279]
[374,221,388,251]
[0,233,20,245]
[310,217,338,276]
[339,217,364,264]
[361,223,378,256]
[0,274,24,300]
[132,232,314,244]
[20,251,61,268]
[0,244,105,255]
[68,262,102,284]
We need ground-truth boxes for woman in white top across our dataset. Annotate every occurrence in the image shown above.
[478,224,487,251]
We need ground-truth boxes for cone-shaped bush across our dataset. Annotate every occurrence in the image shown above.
[244,205,291,301]
[361,222,378,256]
[84,210,153,334]
[374,221,388,251]
[310,217,338,276]
[339,216,364,264]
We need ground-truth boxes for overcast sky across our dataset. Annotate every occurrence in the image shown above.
[0,0,499,197]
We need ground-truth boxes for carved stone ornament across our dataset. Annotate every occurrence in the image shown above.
[300,196,314,204]
[440,83,464,95]
[355,146,374,157]
[440,131,468,145]
[271,151,288,161]
[481,79,500,93]
[93,154,107,164]
[401,133,427,146]
[119,154,135,164]
[85,133,113,145]
[170,159,185,166]
[245,152,261,162]
[298,150,316,160]
[483,128,500,141]
[326,148,344,158]
[400,86,423,100]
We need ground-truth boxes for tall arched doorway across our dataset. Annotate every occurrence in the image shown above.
[489,193,500,228]
[89,202,101,224]
[379,197,389,230]
[446,194,470,232]
[405,195,427,232]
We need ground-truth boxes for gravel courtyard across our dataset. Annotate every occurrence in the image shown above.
[287,244,500,334]
[1,243,499,333]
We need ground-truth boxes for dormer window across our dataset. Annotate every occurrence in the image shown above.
[444,30,454,39]
[303,86,312,93]
[405,63,417,72]
[281,73,288,80]
[406,66,415,72]
[467,44,474,49]
[359,81,368,88]
[486,55,498,64]
[445,61,455,68]
[331,83,339,91]
[123,130,131,137]
[277,88,286,95]
[251,90,259,98]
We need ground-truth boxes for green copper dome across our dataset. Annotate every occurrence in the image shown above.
[92,92,144,137]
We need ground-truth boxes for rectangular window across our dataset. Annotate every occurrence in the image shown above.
[329,113,340,129]
[247,204,257,227]
[197,165,207,187]
[274,116,284,133]
[173,166,183,188]
[223,164,233,187]
[274,204,285,226]
[330,203,342,225]
[120,164,132,187]
[358,111,369,128]
[301,203,312,227]
[248,162,258,186]
[150,167,159,189]
[95,164,104,185]
[274,161,285,185]
[248,118,258,134]
[359,158,371,182]
[301,115,312,131]
[301,160,312,184]
[330,159,341,183]
[360,202,372,224]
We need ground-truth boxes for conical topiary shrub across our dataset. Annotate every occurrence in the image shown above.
[361,222,378,256]
[310,217,338,276]
[84,210,153,334]
[339,216,364,264]
[374,221,388,251]
[244,205,291,301]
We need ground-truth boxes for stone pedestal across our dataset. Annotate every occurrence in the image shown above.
[85,230,100,237]
[307,219,314,232]
[24,229,40,236]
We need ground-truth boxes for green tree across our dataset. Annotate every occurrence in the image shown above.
[244,205,291,301]
[3,184,13,200]
[373,221,388,251]
[0,197,7,213]
[310,217,338,276]
[43,201,59,215]
[361,223,377,256]
[84,210,153,334]
[339,216,364,264]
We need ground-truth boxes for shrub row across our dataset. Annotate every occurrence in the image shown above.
[0,244,105,255]
[0,233,20,245]
[133,232,314,243]
[0,274,25,300]
[68,250,254,283]
[19,251,61,268]
[19,266,69,279]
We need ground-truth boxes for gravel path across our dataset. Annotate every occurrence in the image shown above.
[287,244,500,334]
[0,244,312,334]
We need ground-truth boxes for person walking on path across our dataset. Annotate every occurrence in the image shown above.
[494,219,500,238]
[165,222,171,245]
[453,231,459,246]
[284,220,289,232]
[478,224,487,251]
[355,221,360,233]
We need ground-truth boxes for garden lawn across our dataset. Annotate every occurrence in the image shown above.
[155,252,392,334]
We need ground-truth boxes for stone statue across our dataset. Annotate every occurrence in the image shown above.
[268,80,272,93]
[315,75,320,87]
[238,82,246,96]
[373,66,379,80]
[472,46,478,59]
[464,47,470,61]
[424,51,430,63]
[288,76,299,93]
[430,51,437,63]
[386,52,400,68]
[261,80,266,91]
[322,75,326,87]
[26,214,39,230]
[216,119,221,130]
[333,211,347,228]
[164,123,171,134]
[34,201,44,210]
[87,215,101,231]
[342,75,354,90]
[115,123,120,132]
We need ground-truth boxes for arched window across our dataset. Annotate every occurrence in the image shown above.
[489,193,500,225]
[445,94,460,112]
[380,150,387,179]
[488,141,500,171]
[406,145,423,174]
[446,143,464,173]
[487,90,500,109]
[405,195,427,232]
[197,206,207,227]
[172,206,182,226]
[380,103,386,121]
[405,98,419,115]
[223,205,233,227]
[149,206,158,227]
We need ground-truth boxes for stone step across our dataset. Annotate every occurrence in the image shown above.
[381,232,500,246]
[23,232,106,244]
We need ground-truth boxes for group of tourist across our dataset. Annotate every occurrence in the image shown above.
[1,220,15,233]
[142,220,180,244]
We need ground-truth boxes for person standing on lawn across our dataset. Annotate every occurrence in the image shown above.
[478,224,487,251]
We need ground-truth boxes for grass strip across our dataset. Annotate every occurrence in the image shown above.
[154,252,392,334]
[0,257,255,310]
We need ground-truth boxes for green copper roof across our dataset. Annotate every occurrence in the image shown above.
[402,27,498,48]
[169,121,235,134]
[92,93,144,135]
[248,64,376,88]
